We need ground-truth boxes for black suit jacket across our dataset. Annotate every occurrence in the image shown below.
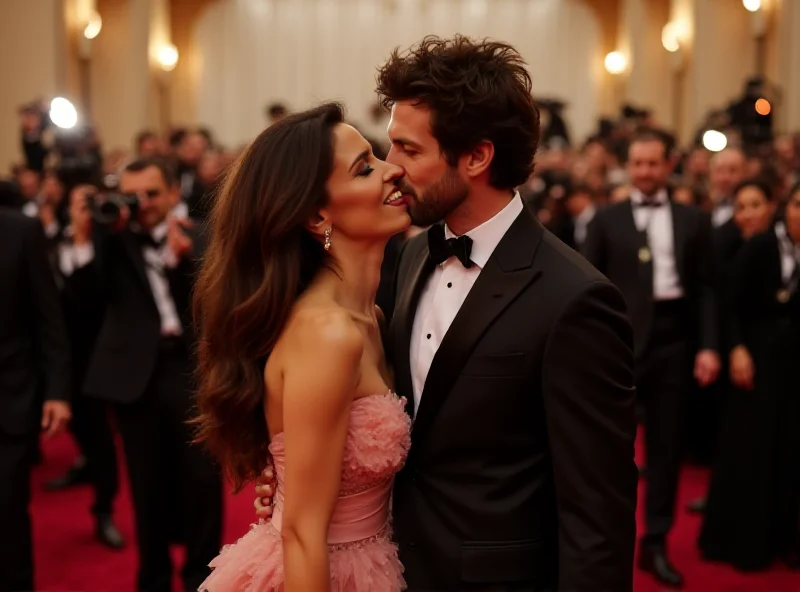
[582,199,717,359]
[728,229,799,349]
[59,239,104,392]
[65,223,204,403]
[550,213,577,251]
[714,218,743,265]
[0,209,70,436]
[389,206,638,591]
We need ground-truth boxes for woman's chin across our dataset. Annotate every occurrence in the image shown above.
[393,212,412,234]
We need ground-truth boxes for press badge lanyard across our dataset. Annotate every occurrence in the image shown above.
[634,199,663,264]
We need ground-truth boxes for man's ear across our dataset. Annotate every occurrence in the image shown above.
[462,140,495,180]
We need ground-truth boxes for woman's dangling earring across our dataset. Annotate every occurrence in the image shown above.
[324,227,332,251]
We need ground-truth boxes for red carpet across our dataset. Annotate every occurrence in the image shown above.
[31,433,800,591]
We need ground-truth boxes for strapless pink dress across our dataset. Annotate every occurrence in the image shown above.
[200,393,411,592]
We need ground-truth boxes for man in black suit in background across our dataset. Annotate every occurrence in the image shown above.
[0,207,71,592]
[553,183,597,252]
[684,147,747,509]
[51,184,125,549]
[257,36,638,591]
[61,158,222,592]
[583,131,720,588]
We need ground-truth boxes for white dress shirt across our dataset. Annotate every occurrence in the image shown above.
[630,188,684,301]
[21,200,38,218]
[711,198,733,228]
[409,194,524,413]
[59,220,183,336]
[573,204,596,247]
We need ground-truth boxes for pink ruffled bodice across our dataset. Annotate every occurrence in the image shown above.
[200,393,411,592]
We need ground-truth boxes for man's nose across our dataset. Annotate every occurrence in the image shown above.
[383,163,404,183]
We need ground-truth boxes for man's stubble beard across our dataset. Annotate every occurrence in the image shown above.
[406,167,469,228]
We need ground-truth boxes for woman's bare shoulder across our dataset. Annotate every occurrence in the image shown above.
[277,301,364,363]
[265,302,363,420]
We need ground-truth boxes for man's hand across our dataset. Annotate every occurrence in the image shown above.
[166,216,194,261]
[694,349,720,387]
[254,464,276,520]
[41,401,71,438]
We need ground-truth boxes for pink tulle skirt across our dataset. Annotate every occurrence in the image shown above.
[199,521,405,592]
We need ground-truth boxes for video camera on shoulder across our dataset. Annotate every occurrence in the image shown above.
[88,192,140,228]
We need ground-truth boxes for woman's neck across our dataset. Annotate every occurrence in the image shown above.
[317,240,386,319]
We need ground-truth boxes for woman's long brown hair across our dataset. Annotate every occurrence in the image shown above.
[192,103,344,491]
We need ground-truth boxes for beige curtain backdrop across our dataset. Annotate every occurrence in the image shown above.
[0,0,70,172]
[193,0,601,149]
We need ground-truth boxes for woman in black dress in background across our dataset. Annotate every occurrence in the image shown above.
[699,181,800,570]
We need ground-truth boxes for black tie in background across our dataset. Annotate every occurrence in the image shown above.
[635,198,666,208]
[428,224,474,268]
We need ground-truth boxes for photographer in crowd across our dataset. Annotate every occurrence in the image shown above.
[60,157,222,592]
[46,184,126,550]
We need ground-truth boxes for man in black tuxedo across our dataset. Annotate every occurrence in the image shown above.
[62,158,222,592]
[685,148,746,511]
[381,38,637,592]
[708,148,746,229]
[583,131,720,588]
[48,184,125,550]
[256,36,637,591]
[0,208,71,591]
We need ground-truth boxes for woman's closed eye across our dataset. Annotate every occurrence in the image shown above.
[356,164,374,177]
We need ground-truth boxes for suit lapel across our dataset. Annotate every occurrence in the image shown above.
[390,236,435,419]
[410,208,544,446]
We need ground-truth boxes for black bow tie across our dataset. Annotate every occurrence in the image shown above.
[636,198,666,208]
[428,224,474,268]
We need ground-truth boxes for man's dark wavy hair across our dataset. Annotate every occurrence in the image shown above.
[376,35,540,190]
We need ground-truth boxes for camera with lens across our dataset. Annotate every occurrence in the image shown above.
[89,192,140,227]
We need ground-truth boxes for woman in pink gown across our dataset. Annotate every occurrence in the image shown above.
[191,103,413,591]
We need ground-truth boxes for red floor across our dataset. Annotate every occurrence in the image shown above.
[31,433,800,592]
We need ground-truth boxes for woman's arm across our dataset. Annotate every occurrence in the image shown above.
[280,309,363,592]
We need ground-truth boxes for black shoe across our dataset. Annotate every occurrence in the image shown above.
[685,496,706,514]
[638,543,684,588]
[95,514,125,549]
[45,463,90,491]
